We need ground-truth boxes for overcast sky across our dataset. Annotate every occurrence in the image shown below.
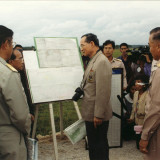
[0,1,160,46]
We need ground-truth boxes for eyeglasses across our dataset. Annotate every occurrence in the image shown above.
[7,39,16,48]
[12,42,16,48]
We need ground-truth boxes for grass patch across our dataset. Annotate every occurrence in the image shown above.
[36,100,82,135]
[113,49,121,58]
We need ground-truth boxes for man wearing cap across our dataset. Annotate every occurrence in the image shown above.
[0,25,31,160]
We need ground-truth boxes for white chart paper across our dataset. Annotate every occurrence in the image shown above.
[23,37,84,103]
[35,38,82,68]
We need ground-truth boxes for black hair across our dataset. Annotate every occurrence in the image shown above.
[99,45,103,52]
[102,40,115,49]
[14,44,23,54]
[127,55,133,63]
[120,43,128,48]
[150,27,160,41]
[0,25,13,48]
[134,74,149,92]
[126,81,135,94]
[139,55,147,63]
[81,33,99,47]
[14,44,23,49]
[153,32,160,41]
[150,27,160,34]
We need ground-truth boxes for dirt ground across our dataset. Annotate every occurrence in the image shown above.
[38,134,144,160]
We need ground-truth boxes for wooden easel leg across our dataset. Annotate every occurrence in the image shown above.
[49,103,58,160]
[73,101,82,119]
[59,102,64,139]
[73,101,88,149]
[32,104,39,138]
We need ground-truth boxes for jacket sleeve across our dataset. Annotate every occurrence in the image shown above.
[2,72,31,135]
[141,70,160,140]
[94,59,112,118]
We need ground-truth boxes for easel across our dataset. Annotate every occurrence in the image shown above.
[23,38,85,160]
[32,101,82,160]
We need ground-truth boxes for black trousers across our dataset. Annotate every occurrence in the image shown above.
[85,121,109,160]
[135,134,141,149]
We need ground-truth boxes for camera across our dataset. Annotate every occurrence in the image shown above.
[72,87,84,101]
[127,45,152,63]
[127,45,150,55]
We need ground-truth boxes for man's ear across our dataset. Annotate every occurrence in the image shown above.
[1,40,8,50]
[90,41,95,47]
[157,42,160,48]
[157,42,160,52]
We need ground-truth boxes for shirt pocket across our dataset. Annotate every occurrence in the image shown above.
[87,69,95,83]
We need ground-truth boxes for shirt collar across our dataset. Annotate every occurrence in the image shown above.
[111,57,116,63]
[0,56,7,65]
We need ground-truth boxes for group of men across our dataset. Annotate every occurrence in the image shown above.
[0,26,31,160]
[0,24,160,160]
[80,28,160,160]
[0,25,35,160]
[82,39,134,91]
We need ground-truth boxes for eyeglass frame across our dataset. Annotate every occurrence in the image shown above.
[12,42,16,48]
[7,39,16,48]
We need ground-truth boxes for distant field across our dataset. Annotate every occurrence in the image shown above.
[113,49,121,58]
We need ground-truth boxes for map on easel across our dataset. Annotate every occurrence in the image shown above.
[23,37,84,104]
